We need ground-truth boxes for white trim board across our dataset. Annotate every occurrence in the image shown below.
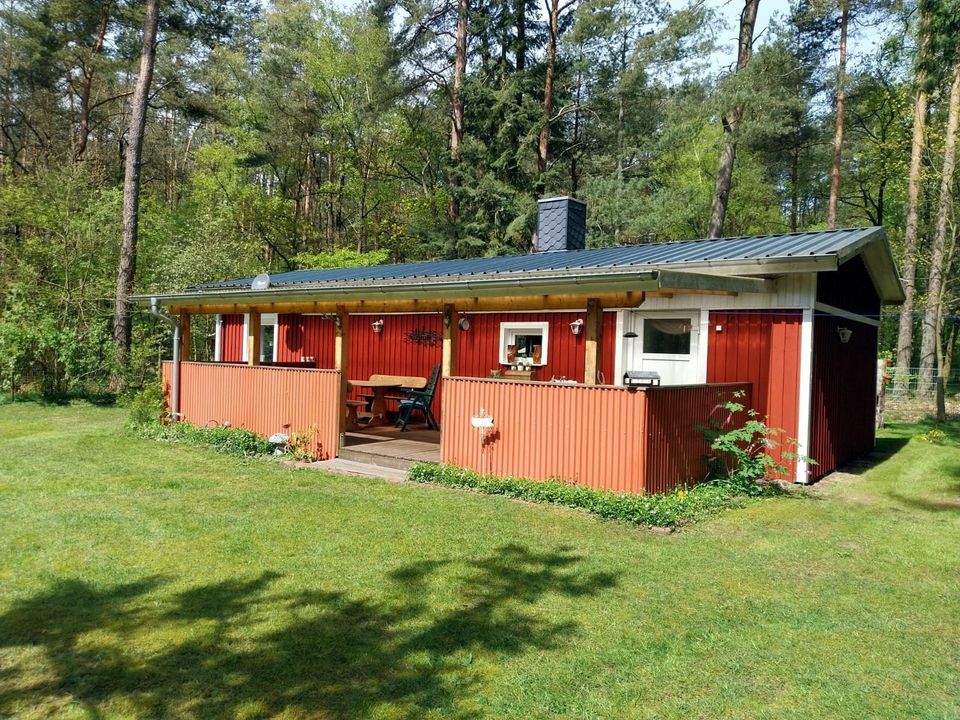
[795,308,815,483]
[814,302,881,327]
[214,314,222,362]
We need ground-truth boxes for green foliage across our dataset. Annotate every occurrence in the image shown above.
[293,248,390,269]
[914,427,946,444]
[0,0,939,392]
[407,462,769,528]
[138,421,274,457]
[127,383,169,429]
[702,392,809,495]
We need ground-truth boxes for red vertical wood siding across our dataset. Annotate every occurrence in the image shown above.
[161,361,340,460]
[642,383,752,493]
[441,377,649,493]
[706,310,802,480]
[441,378,752,494]
[220,314,245,362]
[348,313,444,417]
[808,314,878,479]
[457,312,588,382]
[807,257,881,479]
[276,314,336,367]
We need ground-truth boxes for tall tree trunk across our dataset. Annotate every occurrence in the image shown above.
[616,28,627,183]
[515,0,526,71]
[447,0,468,226]
[570,45,583,194]
[918,56,960,397]
[536,0,561,180]
[789,136,800,231]
[894,17,930,385]
[73,1,111,162]
[826,0,848,229]
[706,0,759,239]
[111,0,159,389]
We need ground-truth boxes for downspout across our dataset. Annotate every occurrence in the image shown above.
[151,297,181,422]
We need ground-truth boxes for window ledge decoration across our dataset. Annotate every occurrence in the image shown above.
[405,327,442,347]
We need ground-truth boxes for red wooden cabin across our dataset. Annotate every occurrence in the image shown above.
[144,198,904,492]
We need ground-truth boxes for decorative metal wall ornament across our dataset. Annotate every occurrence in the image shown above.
[405,327,442,346]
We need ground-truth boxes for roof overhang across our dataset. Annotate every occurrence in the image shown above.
[136,267,776,311]
[840,228,905,304]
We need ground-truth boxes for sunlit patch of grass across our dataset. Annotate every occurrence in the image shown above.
[0,403,958,719]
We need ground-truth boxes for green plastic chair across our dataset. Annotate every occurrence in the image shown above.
[395,364,441,431]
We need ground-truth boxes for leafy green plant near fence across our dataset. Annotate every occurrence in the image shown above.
[701,391,812,494]
[129,384,275,457]
[407,463,775,528]
[138,421,275,457]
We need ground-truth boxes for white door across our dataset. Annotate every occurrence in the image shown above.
[621,311,700,386]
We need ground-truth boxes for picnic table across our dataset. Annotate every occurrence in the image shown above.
[347,374,427,427]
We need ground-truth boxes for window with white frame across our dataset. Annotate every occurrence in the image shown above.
[499,321,549,365]
[260,313,279,363]
[641,317,693,357]
[237,313,279,363]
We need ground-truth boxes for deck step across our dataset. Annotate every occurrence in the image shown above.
[337,446,418,472]
[310,458,408,482]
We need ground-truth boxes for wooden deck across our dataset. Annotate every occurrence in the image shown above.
[340,425,440,470]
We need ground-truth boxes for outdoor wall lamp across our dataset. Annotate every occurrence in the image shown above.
[570,318,584,335]
[372,318,384,334]
[837,326,853,344]
[458,316,471,331]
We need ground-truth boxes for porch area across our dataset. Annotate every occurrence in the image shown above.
[341,427,441,470]
[162,360,751,494]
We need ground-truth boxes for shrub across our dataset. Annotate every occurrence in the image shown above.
[407,463,760,528]
[128,382,168,428]
[914,428,946,445]
[702,392,809,495]
[138,421,273,457]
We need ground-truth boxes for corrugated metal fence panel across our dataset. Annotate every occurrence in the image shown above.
[348,313,444,418]
[642,383,752,494]
[808,314,878,479]
[457,312,587,382]
[161,361,340,460]
[220,314,245,362]
[276,314,336,367]
[441,377,648,493]
[706,309,802,480]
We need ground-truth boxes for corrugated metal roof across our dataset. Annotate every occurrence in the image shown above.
[191,227,883,292]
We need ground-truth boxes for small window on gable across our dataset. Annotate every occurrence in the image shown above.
[499,321,549,366]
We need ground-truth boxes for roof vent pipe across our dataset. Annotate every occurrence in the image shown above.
[150,297,181,423]
[535,196,587,253]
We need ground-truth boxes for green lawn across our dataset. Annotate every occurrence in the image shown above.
[1,404,958,719]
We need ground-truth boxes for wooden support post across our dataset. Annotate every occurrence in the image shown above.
[442,303,458,378]
[178,312,191,361]
[247,312,261,366]
[584,298,602,385]
[335,307,350,438]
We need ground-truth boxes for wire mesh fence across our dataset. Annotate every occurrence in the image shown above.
[881,367,960,422]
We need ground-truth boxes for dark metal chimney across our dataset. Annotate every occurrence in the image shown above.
[535,196,586,253]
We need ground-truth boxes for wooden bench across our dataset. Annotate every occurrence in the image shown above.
[370,374,427,406]
[369,374,427,389]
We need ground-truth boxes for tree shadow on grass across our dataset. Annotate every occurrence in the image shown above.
[0,545,616,719]
[886,475,960,514]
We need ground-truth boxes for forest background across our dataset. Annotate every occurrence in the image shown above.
[0,0,958,403]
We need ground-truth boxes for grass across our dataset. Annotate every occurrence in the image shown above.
[0,403,958,719]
